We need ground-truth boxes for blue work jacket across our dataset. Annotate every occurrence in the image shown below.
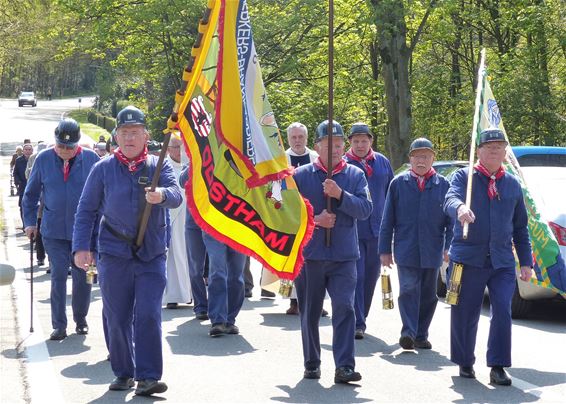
[294,162,372,261]
[23,148,100,240]
[443,167,532,269]
[179,165,200,230]
[344,152,393,239]
[72,155,182,262]
[378,172,453,269]
[13,155,29,188]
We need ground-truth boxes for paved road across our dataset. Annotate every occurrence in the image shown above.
[0,104,565,403]
[0,96,95,156]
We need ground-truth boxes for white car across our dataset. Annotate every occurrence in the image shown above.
[18,91,37,107]
[439,166,566,318]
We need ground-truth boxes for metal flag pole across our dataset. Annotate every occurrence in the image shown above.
[30,235,34,333]
[325,0,335,247]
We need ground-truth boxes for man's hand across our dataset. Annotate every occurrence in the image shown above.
[145,187,165,204]
[380,253,394,268]
[457,204,476,226]
[74,250,94,272]
[315,209,336,228]
[322,179,342,200]
[519,266,533,282]
[443,250,450,263]
[24,226,37,240]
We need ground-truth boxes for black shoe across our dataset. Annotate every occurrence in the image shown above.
[261,289,276,298]
[286,301,299,315]
[399,335,414,350]
[37,260,44,267]
[225,324,239,335]
[135,379,168,396]
[321,308,329,317]
[109,377,135,391]
[46,268,51,274]
[303,367,321,379]
[75,325,89,335]
[209,323,226,337]
[355,329,364,340]
[490,366,512,386]
[244,289,253,298]
[459,366,476,379]
[334,367,362,384]
[166,303,178,309]
[414,339,432,349]
[49,328,67,340]
[195,311,209,320]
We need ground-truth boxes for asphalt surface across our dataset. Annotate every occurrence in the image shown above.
[0,99,565,403]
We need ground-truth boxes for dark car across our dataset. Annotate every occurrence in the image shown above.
[18,91,37,107]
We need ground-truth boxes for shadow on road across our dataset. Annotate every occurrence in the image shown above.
[272,379,372,403]
[61,359,111,386]
[509,367,566,387]
[450,375,539,403]
[380,348,452,372]
[165,318,256,357]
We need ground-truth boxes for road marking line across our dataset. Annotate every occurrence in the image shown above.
[4,190,65,403]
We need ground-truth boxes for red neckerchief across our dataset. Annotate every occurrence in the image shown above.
[115,146,148,173]
[313,157,348,176]
[475,162,505,200]
[345,148,375,177]
[409,167,436,192]
[62,146,83,182]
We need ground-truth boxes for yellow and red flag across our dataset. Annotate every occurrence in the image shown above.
[171,0,313,279]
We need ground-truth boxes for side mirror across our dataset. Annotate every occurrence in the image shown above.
[0,263,16,286]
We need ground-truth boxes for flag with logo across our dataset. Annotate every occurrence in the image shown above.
[170,0,313,279]
[473,61,566,295]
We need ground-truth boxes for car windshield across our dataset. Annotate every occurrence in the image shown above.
[20,92,34,97]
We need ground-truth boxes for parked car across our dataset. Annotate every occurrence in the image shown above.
[512,146,566,167]
[438,164,566,317]
[18,91,37,107]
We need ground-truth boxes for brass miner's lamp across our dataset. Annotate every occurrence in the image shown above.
[381,271,394,310]
[86,264,98,285]
[279,279,293,298]
[446,262,464,305]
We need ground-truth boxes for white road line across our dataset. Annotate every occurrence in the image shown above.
[4,192,64,403]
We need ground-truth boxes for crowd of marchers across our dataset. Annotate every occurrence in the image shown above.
[10,105,531,396]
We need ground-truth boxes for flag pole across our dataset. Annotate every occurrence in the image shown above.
[463,48,486,239]
[325,0,334,247]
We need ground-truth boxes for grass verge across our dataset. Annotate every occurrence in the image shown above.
[67,109,111,143]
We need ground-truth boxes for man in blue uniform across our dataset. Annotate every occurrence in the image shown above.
[444,128,532,386]
[73,106,182,396]
[345,122,393,339]
[379,138,453,350]
[23,118,99,340]
[15,143,34,226]
[294,120,372,384]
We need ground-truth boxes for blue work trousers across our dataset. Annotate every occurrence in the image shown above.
[354,238,380,331]
[295,259,357,370]
[202,233,245,325]
[185,225,208,314]
[98,253,166,381]
[397,265,439,341]
[42,237,91,330]
[449,259,515,367]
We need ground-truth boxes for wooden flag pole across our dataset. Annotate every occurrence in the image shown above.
[463,48,486,239]
[325,0,334,247]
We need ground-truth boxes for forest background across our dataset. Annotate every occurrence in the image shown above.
[1,0,564,168]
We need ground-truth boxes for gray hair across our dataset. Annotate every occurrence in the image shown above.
[286,122,308,137]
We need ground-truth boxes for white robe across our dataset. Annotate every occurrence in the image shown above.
[162,156,192,304]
